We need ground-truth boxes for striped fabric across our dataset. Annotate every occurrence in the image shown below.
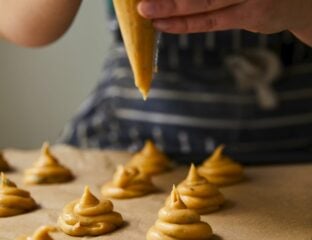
[58,5,312,165]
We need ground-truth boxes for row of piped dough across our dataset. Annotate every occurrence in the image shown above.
[0,140,244,239]
[0,142,73,184]
[14,185,215,240]
[16,185,214,240]
[0,141,243,188]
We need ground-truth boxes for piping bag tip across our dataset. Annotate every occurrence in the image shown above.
[140,89,149,101]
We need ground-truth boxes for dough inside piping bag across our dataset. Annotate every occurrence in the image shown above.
[113,0,157,99]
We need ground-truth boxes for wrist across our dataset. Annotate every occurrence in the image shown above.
[290,8,312,47]
[291,26,312,47]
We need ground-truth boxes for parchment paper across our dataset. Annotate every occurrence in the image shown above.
[0,145,311,240]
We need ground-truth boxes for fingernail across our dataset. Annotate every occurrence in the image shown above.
[153,20,170,30]
[139,1,156,17]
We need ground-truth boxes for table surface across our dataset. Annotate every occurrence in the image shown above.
[0,145,311,240]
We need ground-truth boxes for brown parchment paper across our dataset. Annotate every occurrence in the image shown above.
[0,145,311,240]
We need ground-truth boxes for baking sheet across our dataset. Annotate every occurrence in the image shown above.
[0,145,311,240]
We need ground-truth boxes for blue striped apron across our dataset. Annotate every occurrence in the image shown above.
[58,3,312,165]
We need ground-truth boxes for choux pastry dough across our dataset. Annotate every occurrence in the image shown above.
[101,165,157,199]
[16,226,57,240]
[58,186,123,236]
[0,152,10,172]
[127,140,171,175]
[147,186,213,240]
[198,145,244,186]
[175,164,225,214]
[24,143,73,184]
[113,0,156,99]
[0,173,37,217]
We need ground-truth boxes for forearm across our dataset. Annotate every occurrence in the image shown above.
[0,0,82,47]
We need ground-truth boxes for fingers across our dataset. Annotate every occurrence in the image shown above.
[153,4,246,34]
[138,0,246,19]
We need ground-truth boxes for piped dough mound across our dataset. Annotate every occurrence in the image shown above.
[175,164,225,214]
[16,226,56,240]
[147,186,213,240]
[127,140,171,175]
[101,165,157,199]
[0,173,37,217]
[58,186,123,237]
[24,142,73,184]
[0,152,10,172]
[198,145,244,186]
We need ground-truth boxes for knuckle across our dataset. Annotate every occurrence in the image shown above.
[204,17,217,30]
[249,2,274,31]
[154,0,176,17]
[181,18,191,32]
[190,17,217,33]
[171,0,181,14]
[158,0,172,15]
[204,0,216,9]
[171,15,218,33]
[173,0,194,15]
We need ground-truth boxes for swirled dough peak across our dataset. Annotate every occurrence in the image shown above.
[127,140,171,175]
[0,152,10,172]
[58,186,123,236]
[0,173,37,217]
[147,186,213,240]
[16,226,57,240]
[198,145,244,186]
[24,143,73,184]
[176,164,225,214]
[101,165,157,199]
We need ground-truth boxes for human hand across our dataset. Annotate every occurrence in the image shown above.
[137,0,312,43]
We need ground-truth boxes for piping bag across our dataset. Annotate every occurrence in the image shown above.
[113,0,159,100]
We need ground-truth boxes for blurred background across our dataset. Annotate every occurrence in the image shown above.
[0,1,112,149]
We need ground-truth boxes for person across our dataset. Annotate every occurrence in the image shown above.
[1,0,312,164]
